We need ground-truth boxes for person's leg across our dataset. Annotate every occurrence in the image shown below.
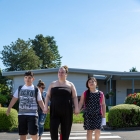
[50,116,60,140]
[61,111,72,140]
[28,116,38,140]
[20,135,27,140]
[58,124,62,140]
[30,135,38,140]
[94,129,100,140]
[38,113,41,140]
[87,130,93,140]
[18,115,28,140]
[38,113,47,139]
[38,136,41,140]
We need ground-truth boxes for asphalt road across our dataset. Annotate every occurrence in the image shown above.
[0,124,140,140]
[1,130,140,140]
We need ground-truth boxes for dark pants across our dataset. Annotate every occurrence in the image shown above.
[18,115,38,135]
[50,112,72,140]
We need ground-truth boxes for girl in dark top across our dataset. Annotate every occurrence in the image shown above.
[78,77,106,140]
[37,80,47,140]
[44,65,79,140]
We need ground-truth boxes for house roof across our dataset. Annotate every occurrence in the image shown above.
[2,68,140,80]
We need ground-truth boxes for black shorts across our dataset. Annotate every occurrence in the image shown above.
[18,115,38,135]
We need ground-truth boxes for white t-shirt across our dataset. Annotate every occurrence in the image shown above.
[14,84,42,116]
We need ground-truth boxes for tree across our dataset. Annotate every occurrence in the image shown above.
[129,67,138,72]
[0,69,11,106]
[0,38,41,71]
[31,34,62,69]
[0,69,8,85]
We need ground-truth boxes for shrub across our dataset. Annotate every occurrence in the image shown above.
[0,107,18,131]
[0,94,7,106]
[108,104,140,128]
[73,113,84,123]
[124,93,140,106]
[44,113,50,130]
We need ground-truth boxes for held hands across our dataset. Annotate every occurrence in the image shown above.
[74,107,80,115]
[43,106,49,114]
[6,108,11,116]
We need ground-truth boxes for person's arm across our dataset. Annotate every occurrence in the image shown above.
[43,83,52,114]
[78,93,84,111]
[71,83,79,114]
[6,97,18,116]
[37,88,45,112]
[102,94,106,118]
[38,100,45,111]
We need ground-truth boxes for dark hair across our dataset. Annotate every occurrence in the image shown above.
[86,77,97,89]
[85,77,97,105]
[24,71,34,77]
[61,65,68,73]
[37,79,45,88]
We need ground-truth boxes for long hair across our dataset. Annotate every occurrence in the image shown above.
[85,77,97,104]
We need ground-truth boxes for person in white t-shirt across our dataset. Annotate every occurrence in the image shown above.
[6,71,45,140]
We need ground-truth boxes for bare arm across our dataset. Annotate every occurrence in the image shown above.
[71,83,79,114]
[44,83,52,113]
[102,95,106,118]
[6,97,18,116]
[78,93,84,111]
[38,100,45,112]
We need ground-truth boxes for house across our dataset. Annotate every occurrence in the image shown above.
[2,68,140,105]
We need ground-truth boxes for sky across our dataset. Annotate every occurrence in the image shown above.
[0,0,140,72]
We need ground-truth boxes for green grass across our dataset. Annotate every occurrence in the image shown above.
[73,113,84,123]
[73,112,109,123]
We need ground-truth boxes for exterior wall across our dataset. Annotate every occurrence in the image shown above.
[67,73,88,96]
[116,80,140,104]
[12,73,88,96]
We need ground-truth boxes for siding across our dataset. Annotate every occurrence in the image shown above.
[67,73,88,96]
[116,80,140,104]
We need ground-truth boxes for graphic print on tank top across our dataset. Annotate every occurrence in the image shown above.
[19,89,38,113]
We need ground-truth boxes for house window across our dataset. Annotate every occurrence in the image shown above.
[127,89,140,95]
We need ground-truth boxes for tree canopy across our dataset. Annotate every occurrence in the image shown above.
[0,35,62,71]
[0,38,41,71]
[0,69,11,95]
[31,34,62,68]
[129,67,138,72]
[0,69,8,85]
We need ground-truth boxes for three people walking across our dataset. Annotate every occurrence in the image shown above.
[6,68,106,140]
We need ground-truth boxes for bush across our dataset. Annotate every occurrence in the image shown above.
[108,104,140,128]
[0,107,18,131]
[44,113,50,130]
[73,113,84,123]
[0,94,7,106]
[124,93,140,106]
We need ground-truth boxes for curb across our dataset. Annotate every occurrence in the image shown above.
[103,125,140,131]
